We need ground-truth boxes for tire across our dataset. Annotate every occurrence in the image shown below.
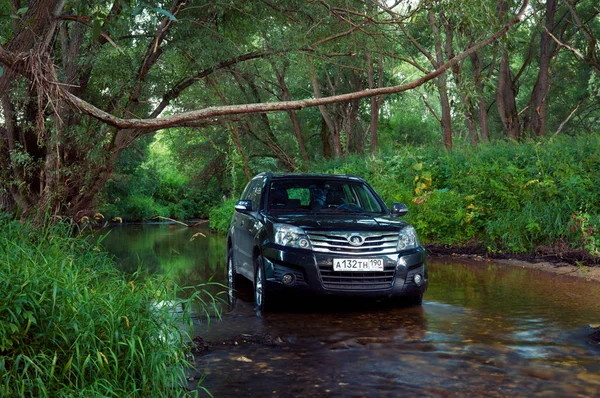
[406,293,423,307]
[226,248,237,309]
[254,256,267,314]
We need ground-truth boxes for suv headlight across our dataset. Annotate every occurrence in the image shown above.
[273,224,312,249]
[398,226,419,251]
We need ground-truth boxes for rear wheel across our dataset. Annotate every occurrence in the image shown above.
[254,256,267,314]
[226,249,237,309]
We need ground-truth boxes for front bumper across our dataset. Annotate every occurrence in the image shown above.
[261,244,427,299]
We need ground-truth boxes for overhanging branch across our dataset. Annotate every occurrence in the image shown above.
[0,0,529,132]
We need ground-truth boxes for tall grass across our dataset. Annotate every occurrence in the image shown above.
[0,217,219,397]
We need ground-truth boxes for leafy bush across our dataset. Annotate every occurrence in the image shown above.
[209,199,237,234]
[99,134,222,222]
[0,219,217,397]
[311,135,600,255]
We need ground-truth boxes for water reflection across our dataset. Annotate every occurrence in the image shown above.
[97,223,226,296]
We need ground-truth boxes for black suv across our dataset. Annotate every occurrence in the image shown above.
[226,173,427,312]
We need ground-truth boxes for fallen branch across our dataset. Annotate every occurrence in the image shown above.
[153,216,191,227]
[152,216,210,228]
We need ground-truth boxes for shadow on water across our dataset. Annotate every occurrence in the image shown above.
[98,225,600,397]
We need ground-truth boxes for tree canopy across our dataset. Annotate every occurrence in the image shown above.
[1,0,599,220]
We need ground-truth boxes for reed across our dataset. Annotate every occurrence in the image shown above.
[0,217,220,397]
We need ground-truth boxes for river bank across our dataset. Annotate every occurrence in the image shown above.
[426,243,600,283]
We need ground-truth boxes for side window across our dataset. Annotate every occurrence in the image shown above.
[244,180,264,211]
[240,180,254,200]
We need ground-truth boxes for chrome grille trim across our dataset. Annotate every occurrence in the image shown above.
[318,264,397,291]
[307,231,399,255]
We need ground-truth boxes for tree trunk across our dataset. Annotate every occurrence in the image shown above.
[429,10,453,150]
[230,123,252,181]
[367,52,383,153]
[444,19,478,146]
[273,66,309,161]
[311,70,341,157]
[469,50,490,142]
[496,51,520,140]
[523,0,557,136]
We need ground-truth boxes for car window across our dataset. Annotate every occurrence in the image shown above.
[288,188,310,206]
[243,179,263,211]
[268,179,384,214]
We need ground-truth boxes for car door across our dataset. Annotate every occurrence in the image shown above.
[233,178,265,279]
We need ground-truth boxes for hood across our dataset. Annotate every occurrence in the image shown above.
[268,213,408,232]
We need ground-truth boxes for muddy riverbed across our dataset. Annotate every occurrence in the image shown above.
[98,224,600,397]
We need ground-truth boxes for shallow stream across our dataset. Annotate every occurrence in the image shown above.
[99,223,600,397]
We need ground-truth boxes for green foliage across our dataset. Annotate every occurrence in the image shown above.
[100,133,219,222]
[208,199,237,235]
[0,219,218,397]
[312,135,600,255]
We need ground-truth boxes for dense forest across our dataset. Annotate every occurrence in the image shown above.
[2,2,600,394]
[1,0,599,254]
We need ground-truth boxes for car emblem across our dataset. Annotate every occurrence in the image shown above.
[348,235,364,246]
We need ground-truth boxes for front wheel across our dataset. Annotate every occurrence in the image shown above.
[254,256,267,314]
[406,293,423,307]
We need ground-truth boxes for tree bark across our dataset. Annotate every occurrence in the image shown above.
[495,0,520,140]
[496,51,520,140]
[429,10,453,150]
[367,52,383,153]
[523,0,557,136]
[469,49,490,142]
[311,69,342,157]
[444,19,479,146]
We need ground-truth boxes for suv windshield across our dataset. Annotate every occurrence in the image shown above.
[267,179,385,214]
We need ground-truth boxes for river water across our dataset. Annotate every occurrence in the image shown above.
[99,223,600,397]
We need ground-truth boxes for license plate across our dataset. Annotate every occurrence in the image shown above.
[333,258,384,272]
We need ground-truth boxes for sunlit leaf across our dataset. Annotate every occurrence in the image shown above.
[153,7,177,21]
[92,19,101,41]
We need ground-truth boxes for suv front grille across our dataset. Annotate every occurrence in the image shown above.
[308,231,398,291]
[318,263,396,291]
[307,231,398,255]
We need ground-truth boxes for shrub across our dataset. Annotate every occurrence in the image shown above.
[0,219,217,397]
[310,135,600,255]
[209,199,237,234]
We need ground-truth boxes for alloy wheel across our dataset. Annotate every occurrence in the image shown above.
[227,251,236,308]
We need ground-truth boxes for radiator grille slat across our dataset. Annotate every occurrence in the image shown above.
[308,231,398,255]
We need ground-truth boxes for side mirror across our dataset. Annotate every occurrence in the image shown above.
[390,202,408,217]
[234,200,253,212]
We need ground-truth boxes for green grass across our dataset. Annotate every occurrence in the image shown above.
[0,217,220,397]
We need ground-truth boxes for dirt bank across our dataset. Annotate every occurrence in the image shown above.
[426,244,600,283]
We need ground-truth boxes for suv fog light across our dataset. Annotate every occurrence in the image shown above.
[414,273,423,286]
[281,273,296,286]
[299,238,310,248]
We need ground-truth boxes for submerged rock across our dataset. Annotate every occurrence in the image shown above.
[589,327,600,345]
